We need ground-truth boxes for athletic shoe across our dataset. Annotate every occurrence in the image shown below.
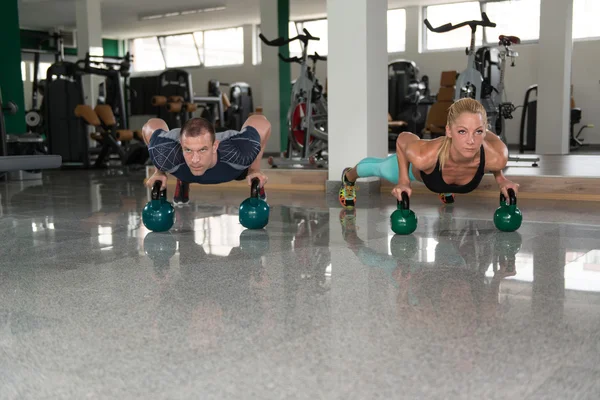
[338,167,356,209]
[439,193,455,204]
[174,179,190,205]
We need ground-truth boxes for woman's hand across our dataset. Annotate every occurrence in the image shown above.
[497,178,519,199]
[391,182,412,201]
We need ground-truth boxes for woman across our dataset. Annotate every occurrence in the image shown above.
[339,98,519,208]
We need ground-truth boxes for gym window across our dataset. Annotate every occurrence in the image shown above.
[158,34,201,68]
[131,37,166,72]
[483,0,541,43]
[130,27,244,72]
[202,27,244,67]
[29,62,52,81]
[573,0,600,40]
[288,19,329,57]
[423,1,483,51]
[252,25,262,65]
[388,8,406,53]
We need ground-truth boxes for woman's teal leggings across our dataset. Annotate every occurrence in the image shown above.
[355,154,416,184]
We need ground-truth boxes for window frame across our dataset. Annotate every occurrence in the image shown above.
[129,25,245,72]
[387,7,407,54]
[421,1,486,53]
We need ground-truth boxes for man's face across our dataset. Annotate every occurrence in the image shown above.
[181,132,219,176]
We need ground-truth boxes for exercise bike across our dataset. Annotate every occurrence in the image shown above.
[259,29,329,168]
[424,12,539,167]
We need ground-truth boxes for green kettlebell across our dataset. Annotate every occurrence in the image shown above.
[390,191,418,235]
[493,188,522,232]
[142,181,175,232]
[239,178,270,230]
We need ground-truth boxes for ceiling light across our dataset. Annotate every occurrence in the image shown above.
[139,5,226,21]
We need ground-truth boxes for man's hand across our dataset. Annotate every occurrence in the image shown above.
[247,170,268,188]
[497,177,519,200]
[145,170,168,190]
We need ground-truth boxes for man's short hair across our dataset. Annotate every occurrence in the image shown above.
[180,117,216,142]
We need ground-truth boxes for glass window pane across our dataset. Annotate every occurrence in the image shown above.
[159,34,200,68]
[192,32,205,64]
[388,8,406,53]
[302,19,328,56]
[253,25,262,65]
[573,0,600,39]
[484,0,540,43]
[204,27,244,67]
[289,22,301,57]
[38,62,52,80]
[131,37,165,72]
[425,1,483,51]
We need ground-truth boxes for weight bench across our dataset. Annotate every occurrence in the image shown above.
[0,155,62,172]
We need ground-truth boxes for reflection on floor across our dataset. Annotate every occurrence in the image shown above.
[1,168,600,399]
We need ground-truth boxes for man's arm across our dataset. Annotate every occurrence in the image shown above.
[142,118,169,146]
[218,130,262,170]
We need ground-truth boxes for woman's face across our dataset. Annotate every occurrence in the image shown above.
[446,112,486,159]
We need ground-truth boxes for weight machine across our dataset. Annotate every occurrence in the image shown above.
[0,86,61,176]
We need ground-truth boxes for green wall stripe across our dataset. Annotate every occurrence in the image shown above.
[1,0,26,134]
[277,0,291,153]
[102,39,119,57]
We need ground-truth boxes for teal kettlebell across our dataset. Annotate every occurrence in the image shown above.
[390,191,418,235]
[142,181,175,232]
[493,188,522,232]
[239,178,269,230]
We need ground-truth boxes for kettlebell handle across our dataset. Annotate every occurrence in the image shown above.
[500,188,517,206]
[396,191,410,210]
[151,181,162,200]
[250,177,261,198]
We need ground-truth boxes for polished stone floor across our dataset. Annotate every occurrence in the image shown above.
[1,168,600,399]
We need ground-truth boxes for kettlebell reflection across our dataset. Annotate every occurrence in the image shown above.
[340,209,524,338]
[142,228,272,351]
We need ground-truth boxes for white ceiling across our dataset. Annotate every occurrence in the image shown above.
[18,0,469,39]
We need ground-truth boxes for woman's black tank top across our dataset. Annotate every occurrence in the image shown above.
[419,146,486,194]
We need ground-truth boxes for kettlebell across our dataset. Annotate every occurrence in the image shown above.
[493,188,522,232]
[142,181,175,232]
[390,191,418,235]
[239,178,270,230]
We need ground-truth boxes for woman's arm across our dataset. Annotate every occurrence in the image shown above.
[484,132,519,196]
[395,132,422,185]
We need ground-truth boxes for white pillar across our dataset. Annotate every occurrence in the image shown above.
[76,0,104,107]
[535,0,573,154]
[243,24,254,68]
[327,0,388,181]
[259,0,283,154]
[404,6,420,55]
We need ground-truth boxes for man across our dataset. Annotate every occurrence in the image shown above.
[142,115,271,204]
